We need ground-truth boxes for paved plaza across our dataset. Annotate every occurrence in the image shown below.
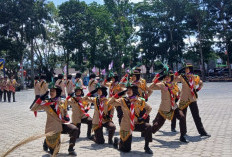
[0,82,232,157]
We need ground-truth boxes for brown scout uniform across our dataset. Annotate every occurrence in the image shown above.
[31,99,79,151]
[108,97,152,152]
[149,82,186,136]
[174,74,203,110]
[84,96,116,144]
[174,74,207,135]
[39,80,48,96]
[88,79,97,93]
[104,81,123,124]
[66,80,74,95]
[55,79,66,97]
[65,97,92,137]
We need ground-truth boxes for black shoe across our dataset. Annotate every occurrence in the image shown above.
[144,146,153,154]
[141,132,145,137]
[180,135,189,143]
[68,148,77,156]
[200,133,211,137]
[108,139,113,145]
[87,133,91,139]
[113,137,119,149]
[171,129,177,132]
[89,135,95,141]
[43,140,48,152]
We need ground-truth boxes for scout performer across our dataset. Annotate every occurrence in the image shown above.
[174,63,210,137]
[88,73,97,94]
[130,68,152,137]
[130,67,152,101]
[84,85,116,144]
[8,75,19,102]
[88,73,97,108]
[66,75,74,95]
[55,74,66,98]
[108,84,153,154]
[149,70,188,143]
[2,76,8,102]
[103,72,123,124]
[30,84,79,156]
[0,76,3,102]
[75,72,83,87]
[39,74,48,97]
[65,85,92,139]
[30,76,40,109]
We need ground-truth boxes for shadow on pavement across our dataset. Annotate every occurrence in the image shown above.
[152,138,186,149]
[156,130,179,136]
[120,150,153,157]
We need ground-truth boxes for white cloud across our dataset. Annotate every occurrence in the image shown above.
[129,0,143,3]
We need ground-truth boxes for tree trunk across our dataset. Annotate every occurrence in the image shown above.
[66,50,70,77]
[30,39,35,87]
[198,24,205,81]
[226,43,232,77]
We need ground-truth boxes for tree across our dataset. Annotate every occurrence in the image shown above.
[207,0,232,77]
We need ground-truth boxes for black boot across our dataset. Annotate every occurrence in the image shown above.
[87,133,91,139]
[144,146,153,154]
[113,137,119,149]
[180,135,188,143]
[171,128,177,132]
[200,133,211,137]
[141,132,145,137]
[108,138,113,145]
[43,139,48,152]
[68,145,77,156]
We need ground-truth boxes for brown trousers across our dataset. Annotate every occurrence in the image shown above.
[45,123,79,154]
[116,106,123,125]
[119,123,152,152]
[172,101,207,135]
[75,117,93,138]
[152,109,187,136]
[61,123,80,147]
[94,121,116,144]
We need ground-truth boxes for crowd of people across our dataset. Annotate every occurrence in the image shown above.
[0,75,19,103]
[30,63,211,156]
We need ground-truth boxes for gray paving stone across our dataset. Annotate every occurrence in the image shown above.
[0,82,232,156]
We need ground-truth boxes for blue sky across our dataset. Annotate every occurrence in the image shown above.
[51,0,142,6]
[51,0,104,6]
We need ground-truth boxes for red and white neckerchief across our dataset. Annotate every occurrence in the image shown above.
[54,102,63,120]
[166,83,175,107]
[98,99,104,127]
[188,76,195,97]
[78,100,90,117]
[34,101,63,121]
[130,101,135,134]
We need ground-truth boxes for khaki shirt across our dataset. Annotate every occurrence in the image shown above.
[174,74,203,103]
[66,97,89,125]
[31,100,66,134]
[66,80,74,95]
[84,97,114,125]
[34,81,40,96]
[39,80,48,96]
[108,97,152,132]
[55,79,66,97]
[149,82,178,112]
[88,79,97,92]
